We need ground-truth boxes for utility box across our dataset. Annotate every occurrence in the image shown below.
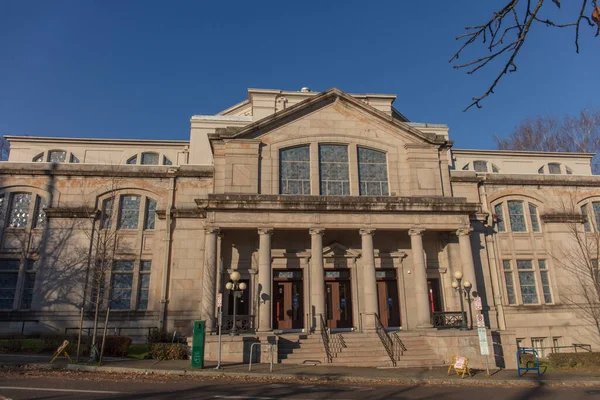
[191,320,206,368]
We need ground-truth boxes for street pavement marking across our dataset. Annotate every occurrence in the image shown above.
[0,386,122,394]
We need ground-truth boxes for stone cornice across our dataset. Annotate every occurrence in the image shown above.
[46,207,98,219]
[195,194,480,215]
[540,213,586,224]
[477,173,600,187]
[4,135,189,147]
[0,163,213,178]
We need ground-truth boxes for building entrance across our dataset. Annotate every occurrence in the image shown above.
[273,270,303,330]
[376,269,401,328]
[325,270,353,329]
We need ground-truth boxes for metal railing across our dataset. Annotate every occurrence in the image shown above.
[217,315,256,334]
[64,326,158,338]
[330,333,347,358]
[319,313,333,363]
[374,313,396,366]
[517,343,592,357]
[391,332,406,360]
[431,311,467,329]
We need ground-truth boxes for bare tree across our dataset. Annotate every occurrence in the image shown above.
[551,195,600,346]
[0,136,9,161]
[494,107,600,173]
[451,1,600,111]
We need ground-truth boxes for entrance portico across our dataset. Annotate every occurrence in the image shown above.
[197,194,480,334]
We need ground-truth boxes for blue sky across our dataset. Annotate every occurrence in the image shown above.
[1,0,598,150]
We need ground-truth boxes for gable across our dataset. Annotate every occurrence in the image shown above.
[226,88,444,146]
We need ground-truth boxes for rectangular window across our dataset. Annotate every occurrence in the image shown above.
[8,193,32,228]
[473,160,488,172]
[538,260,552,303]
[118,195,141,229]
[0,260,20,309]
[101,198,114,229]
[517,260,538,304]
[21,273,36,309]
[144,199,156,230]
[34,196,48,229]
[494,203,506,232]
[528,203,540,232]
[141,152,159,165]
[553,337,561,352]
[111,261,134,310]
[48,150,66,163]
[531,337,546,357]
[357,147,389,196]
[582,204,591,232]
[503,260,517,305]
[319,144,350,196]
[508,200,526,232]
[516,338,525,349]
[279,146,310,195]
[548,163,561,174]
[138,261,151,310]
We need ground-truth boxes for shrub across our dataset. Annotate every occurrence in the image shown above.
[518,353,537,367]
[40,334,70,352]
[100,336,132,357]
[548,352,600,369]
[147,328,185,344]
[149,343,188,360]
[0,337,23,352]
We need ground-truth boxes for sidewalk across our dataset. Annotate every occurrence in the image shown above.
[2,353,600,387]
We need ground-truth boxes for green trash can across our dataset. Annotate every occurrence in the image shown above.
[191,320,206,368]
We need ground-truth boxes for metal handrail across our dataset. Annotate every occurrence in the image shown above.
[319,313,333,363]
[391,332,406,360]
[374,313,396,367]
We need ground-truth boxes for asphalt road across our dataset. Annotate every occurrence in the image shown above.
[1,374,600,400]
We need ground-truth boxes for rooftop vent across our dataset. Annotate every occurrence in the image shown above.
[300,87,311,93]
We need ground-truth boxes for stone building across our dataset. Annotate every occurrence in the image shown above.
[1,87,598,367]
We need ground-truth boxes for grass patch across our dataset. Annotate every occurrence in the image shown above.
[126,343,150,359]
[22,338,44,353]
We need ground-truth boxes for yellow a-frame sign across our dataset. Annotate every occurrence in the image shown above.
[448,355,472,378]
[50,340,72,364]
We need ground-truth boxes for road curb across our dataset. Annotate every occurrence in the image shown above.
[63,364,600,388]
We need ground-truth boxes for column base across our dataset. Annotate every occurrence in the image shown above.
[257,328,273,333]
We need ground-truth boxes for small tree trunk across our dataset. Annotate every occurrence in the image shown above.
[99,307,110,364]
[76,307,84,363]
[91,281,101,347]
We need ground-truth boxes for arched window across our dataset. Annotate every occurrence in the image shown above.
[580,200,600,232]
[538,163,573,175]
[279,146,310,195]
[493,199,541,233]
[461,161,500,173]
[163,156,173,166]
[357,147,389,196]
[127,155,138,165]
[32,151,79,164]
[32,153,44,163]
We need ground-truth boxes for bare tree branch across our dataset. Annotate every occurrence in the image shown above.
[451,0,600,111]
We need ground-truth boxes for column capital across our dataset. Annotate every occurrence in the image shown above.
[258,228,274,235]
[205,226,220,235]
[309,228,325,236]
[408,228,425,236]
[456,227,473,237]
[359,228,375,236]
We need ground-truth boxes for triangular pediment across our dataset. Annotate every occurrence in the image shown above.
[219,88,445,146]
[322,242,360,258]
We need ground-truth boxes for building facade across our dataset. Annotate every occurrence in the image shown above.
[1,88,599,364]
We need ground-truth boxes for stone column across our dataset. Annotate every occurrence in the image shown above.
[409,228,432,329]
[309,228,325,331]
[257,228,273,332]
[360,229,379,331]
[202,227,220,332]
[457,227,478,294]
